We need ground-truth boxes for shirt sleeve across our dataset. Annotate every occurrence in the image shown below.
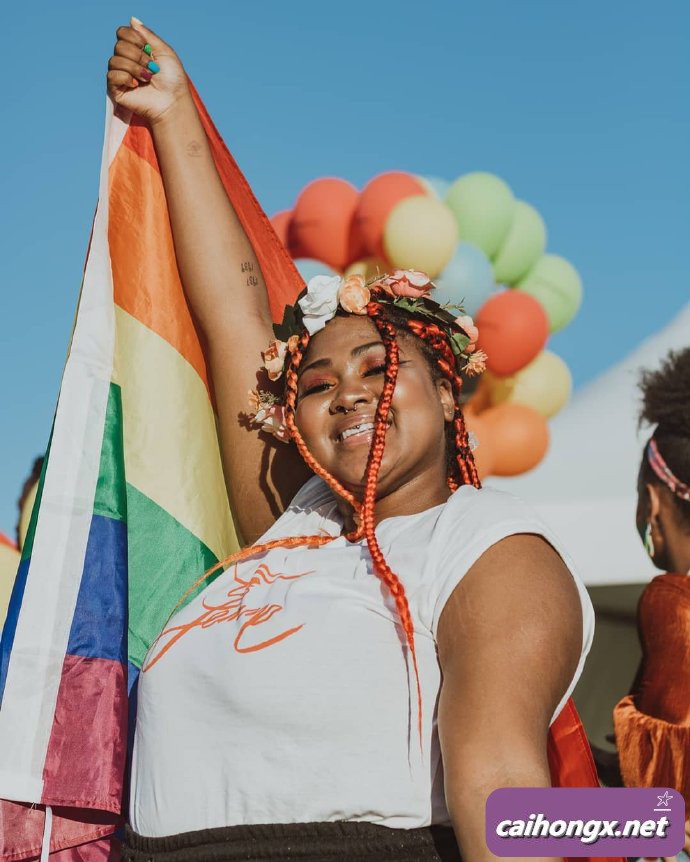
[422,485,595,725]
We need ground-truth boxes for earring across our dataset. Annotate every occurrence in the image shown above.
[643,522,656,559]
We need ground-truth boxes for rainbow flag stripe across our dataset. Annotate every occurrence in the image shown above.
[0,89,621,862]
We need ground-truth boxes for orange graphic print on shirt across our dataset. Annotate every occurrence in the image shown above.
[143,562,314,671]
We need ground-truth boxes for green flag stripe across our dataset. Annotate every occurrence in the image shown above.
[126,483,222,669]
[94,384,127,522]
[92,382,222,668]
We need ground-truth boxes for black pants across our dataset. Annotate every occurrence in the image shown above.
[122,821,462,861]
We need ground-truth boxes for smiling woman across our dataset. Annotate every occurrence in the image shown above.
[102,18,618,862]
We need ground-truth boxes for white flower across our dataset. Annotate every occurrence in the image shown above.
[298,275,342,335]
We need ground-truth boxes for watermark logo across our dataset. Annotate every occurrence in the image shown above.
[486,787,685,857]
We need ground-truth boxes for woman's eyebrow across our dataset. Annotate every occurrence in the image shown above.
[299,341,384,376]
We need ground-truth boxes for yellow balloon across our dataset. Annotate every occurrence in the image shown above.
[0,543,20,631]
[344,257,389,281]
[383,196,458,277]
[485,350,572,419]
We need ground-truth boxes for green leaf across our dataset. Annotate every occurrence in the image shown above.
[449,332,471,356]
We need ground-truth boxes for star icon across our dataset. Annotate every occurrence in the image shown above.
[657,791,674,807]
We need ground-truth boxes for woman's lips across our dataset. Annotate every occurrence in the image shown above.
[336,420,393,446]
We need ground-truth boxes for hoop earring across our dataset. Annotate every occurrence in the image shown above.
[643,522,656,559]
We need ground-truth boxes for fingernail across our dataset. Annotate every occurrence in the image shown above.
[140,69,153,81]
[130,78,139,88]
[147,61,160,73]
[143,43,153,55]
[131,16,143,26]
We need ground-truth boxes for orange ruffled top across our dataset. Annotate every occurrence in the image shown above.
[613,572,690,802]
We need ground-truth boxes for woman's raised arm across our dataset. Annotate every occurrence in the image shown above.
[106,20,312,543]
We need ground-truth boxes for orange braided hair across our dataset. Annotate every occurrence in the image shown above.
[156,298,481,749]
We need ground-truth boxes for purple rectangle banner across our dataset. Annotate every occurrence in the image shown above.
[486,787,685,857]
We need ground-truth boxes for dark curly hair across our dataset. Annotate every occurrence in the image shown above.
[638,347,690,528]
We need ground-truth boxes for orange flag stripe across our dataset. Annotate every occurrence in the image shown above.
[122,114,160,173]
[108,143,211,392]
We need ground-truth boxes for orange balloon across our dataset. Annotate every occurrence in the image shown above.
[290,178,364,270]
[270,210,292,249]
[480,403,549,476]
[463,412,495,479]
[354,171,428,259]
[475,291,549,377]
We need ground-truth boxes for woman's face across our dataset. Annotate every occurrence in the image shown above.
[294,315,454,498]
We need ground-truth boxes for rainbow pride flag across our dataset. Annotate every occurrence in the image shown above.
[0,88,302,860]
[0,88,619,862]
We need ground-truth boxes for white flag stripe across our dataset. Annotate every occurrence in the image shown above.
[0,100,129,802]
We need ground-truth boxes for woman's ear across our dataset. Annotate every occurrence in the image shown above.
[647,482,668,561]
[437,379,455,422]
[648,483,662,522]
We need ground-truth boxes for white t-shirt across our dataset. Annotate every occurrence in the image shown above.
[130,477,595,838]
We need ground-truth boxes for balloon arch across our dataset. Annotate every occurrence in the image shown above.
[271,171,582,479]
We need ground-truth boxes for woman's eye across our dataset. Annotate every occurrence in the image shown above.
[302,381,332,396]
[364,363,387,376]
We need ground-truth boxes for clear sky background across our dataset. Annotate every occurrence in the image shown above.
[1,0,688,537]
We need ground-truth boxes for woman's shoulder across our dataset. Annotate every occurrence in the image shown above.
[640,572,690,613]
[253,475,339,545]
[439,482,547,533]
[287,474,338,512]
[418,482,589,638]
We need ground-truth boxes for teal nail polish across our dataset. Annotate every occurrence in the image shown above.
[147,61,160,73]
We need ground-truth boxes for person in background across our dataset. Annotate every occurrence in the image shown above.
[613,347,690,862]
[16,456,43,550]
[0,456,43,633]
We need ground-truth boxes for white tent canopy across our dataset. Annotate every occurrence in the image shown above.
[486,303,690,587]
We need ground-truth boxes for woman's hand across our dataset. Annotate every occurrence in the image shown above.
[106,18,190,123]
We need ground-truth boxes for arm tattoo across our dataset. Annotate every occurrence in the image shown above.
[186,140,203,157]
[241,261,259,287]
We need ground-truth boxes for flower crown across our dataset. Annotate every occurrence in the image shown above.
[248,269,487,442]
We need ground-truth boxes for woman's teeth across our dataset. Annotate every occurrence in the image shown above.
[340,422,375,441]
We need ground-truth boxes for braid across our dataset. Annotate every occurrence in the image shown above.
[363,310,423,746]
[404,318,481,491]
[284,331,362,519]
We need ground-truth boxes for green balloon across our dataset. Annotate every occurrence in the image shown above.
[516,254,583,333]
[492,201,547,285]
[445,172,516,258]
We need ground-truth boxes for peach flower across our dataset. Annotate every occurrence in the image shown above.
[248,388,262,413]
[261,339,289,381]
[338,275,370,315]
[463,350,488,377]
[454,314,479,349]
[380,269,432,298]
[258,403,290,442]
[248,389,290,443]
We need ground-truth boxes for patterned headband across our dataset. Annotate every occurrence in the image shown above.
[646,437,690,502]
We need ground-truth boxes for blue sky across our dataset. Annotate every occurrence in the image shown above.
[1,0,688,536]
